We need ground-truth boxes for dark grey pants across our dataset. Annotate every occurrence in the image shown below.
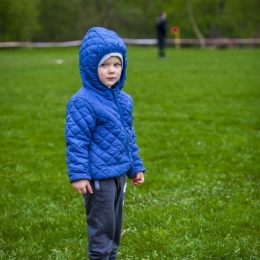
[157,34,166,57]
[84,175,126,260]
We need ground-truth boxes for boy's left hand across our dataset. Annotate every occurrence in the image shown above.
[132,172,144,186]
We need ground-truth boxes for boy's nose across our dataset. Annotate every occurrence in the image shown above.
[108,66,115,73]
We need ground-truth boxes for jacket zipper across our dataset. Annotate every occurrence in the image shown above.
[112,90,133,168]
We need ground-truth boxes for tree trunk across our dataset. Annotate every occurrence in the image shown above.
[186,0,206,49]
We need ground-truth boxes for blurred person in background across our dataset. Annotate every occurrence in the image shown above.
[156,12,167,58]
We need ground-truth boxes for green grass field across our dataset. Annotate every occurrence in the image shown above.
[0,47,259,260]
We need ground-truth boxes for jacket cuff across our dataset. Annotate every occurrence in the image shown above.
[127,167,146,178]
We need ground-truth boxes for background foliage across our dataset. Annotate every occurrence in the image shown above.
[0,0,260,42]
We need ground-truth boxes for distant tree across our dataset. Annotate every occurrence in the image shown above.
[0,0,39,41]
[186,0,206,48]
[214,0,260,38]
[112,0,165,38]
[164,0,260,40]
[35,0,100,41]
[94,0,114,30]
[1,0,259,42]
[36,0,78,41]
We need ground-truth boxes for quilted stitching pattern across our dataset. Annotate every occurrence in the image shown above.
[66,27,145,182]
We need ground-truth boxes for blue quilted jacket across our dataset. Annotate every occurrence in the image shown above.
[65,27,145,182]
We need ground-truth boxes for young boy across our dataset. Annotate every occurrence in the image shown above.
[65,27,145,260]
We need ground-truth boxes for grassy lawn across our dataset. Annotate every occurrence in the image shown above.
[0,46,259,259]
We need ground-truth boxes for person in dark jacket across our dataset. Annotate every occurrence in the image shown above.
[156,12,167,58]
[65,27,145,260]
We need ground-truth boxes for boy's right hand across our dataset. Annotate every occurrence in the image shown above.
[72,180,93,195]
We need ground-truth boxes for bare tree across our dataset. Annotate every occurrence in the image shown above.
[186,0,206,48]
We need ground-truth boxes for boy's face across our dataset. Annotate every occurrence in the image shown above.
[98,56,122,88]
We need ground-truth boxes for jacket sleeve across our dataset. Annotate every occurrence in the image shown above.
[65,98,96,182]
[129,126,146,177]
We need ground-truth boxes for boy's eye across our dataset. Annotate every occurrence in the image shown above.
[99,63,122,67]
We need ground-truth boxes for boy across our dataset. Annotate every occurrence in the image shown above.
[65,27,145,260]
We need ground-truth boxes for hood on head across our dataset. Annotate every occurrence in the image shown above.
[79,27,127,91]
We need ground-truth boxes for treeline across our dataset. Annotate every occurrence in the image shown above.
[0,0,259,42]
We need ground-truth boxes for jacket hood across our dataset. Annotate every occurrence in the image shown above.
[79,27,127,92]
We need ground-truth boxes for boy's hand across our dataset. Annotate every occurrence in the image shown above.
[132,172,144,186]
[72,180,93,195]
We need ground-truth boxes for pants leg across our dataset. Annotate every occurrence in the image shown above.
[157,35,166,57]
[110,177,126,260]
[84,175,126,260]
